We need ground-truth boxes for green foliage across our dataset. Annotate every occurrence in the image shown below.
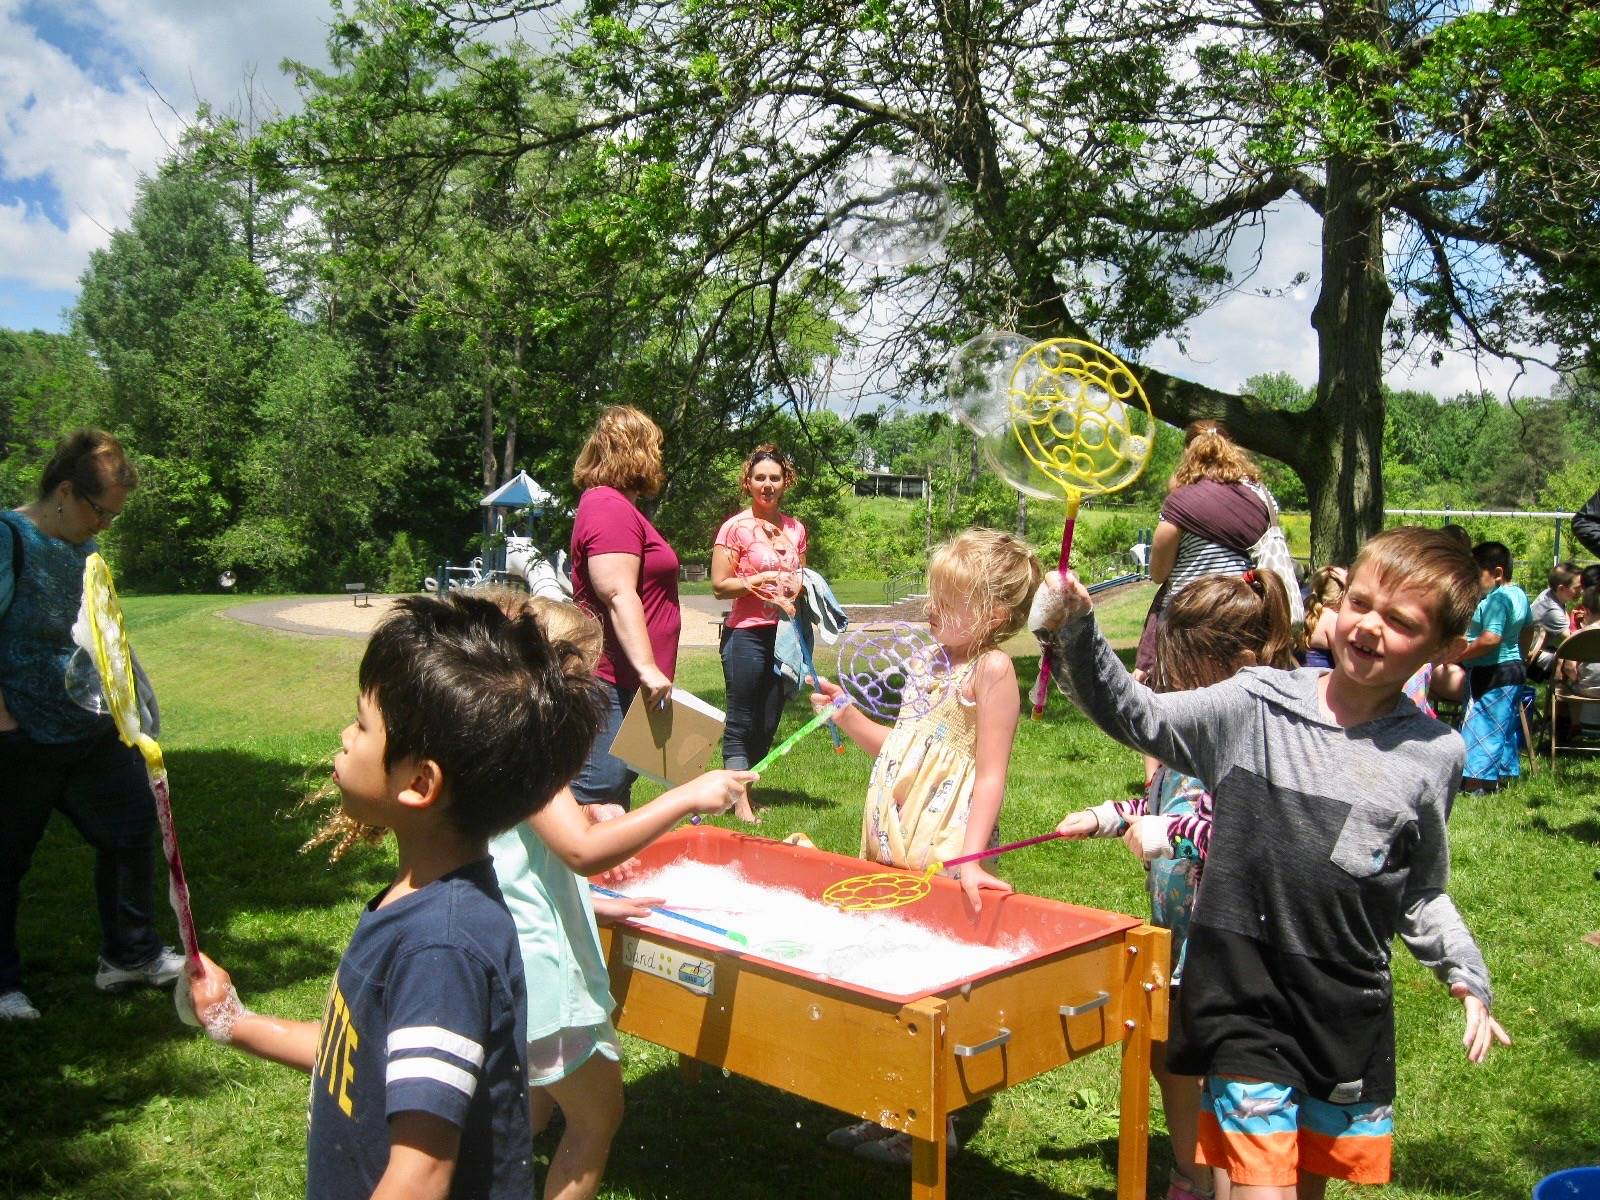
[0,332,104,506]
[383,531,425,593]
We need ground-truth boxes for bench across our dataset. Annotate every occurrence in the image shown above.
[344,582,371,608]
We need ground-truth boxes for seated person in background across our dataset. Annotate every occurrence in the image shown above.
[1574,564,1600,631]
[1558,583,1600,734]
[1527,562,1580,681]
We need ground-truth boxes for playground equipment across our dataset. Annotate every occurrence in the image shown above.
[596,826,1169,1200]
[426,471,570,598]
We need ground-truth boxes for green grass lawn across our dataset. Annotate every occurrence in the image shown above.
[1,594,1595,1198]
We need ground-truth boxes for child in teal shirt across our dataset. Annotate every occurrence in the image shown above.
[1459,541,1531,792]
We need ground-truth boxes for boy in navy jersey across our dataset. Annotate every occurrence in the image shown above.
[187,593,605,1200]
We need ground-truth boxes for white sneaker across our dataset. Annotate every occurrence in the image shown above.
[96,947,184,993]
[0,989,40,1020]
[852,1120,959,1165]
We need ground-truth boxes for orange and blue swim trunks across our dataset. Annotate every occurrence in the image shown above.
[1195,1076,1393,1186]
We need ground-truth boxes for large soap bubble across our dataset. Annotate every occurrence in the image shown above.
[945,330,1057,501]
[827,154,950,267]
[65,644,161,738]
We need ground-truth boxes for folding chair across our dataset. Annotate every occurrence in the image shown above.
[1548,628,1600,768]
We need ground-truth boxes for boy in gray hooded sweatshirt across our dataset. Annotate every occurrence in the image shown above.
[1030,527,1509,1196]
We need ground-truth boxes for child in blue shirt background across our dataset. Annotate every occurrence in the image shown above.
[1459,541,1532,793]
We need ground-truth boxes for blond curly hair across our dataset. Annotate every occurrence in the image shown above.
[1167,420,1262,492]
[926,528,1044,648]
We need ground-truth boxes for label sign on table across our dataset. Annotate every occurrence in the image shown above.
[622,936,717,997]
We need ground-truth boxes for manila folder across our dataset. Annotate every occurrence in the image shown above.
[610,687,725,787]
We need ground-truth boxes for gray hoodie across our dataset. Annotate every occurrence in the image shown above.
[1043,613,1491,1103]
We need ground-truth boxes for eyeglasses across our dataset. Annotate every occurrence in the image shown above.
[81,494,119,524]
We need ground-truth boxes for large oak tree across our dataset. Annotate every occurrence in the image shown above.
[262,0,1598,559]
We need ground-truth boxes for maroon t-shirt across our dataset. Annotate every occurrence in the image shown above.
[569,486,681,688]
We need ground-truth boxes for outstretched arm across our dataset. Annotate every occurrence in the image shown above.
[1030,570,1246,785]
[810,676,890,758]
[531,776,754,875]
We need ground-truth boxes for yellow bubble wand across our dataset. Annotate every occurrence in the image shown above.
[949,335,1156,717]
[72,554,200,970]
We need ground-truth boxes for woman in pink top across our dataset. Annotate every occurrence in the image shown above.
[711,445,806,822]
[568,406,682,814]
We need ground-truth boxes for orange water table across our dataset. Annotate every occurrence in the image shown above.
[595,827,1171,1200]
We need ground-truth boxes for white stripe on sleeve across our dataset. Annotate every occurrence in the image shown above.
[386,1057,479,1098]
[387,1025,486,1067]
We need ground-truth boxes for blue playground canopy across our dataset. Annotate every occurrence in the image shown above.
[480,470,557,511]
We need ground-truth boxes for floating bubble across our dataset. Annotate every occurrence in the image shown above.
[65,645,109,715]
[946,331,1058,501]
[827,154,949,267]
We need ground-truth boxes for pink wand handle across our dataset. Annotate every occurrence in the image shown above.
[150,774,200,970]
[942,830,1068,870]
[1030,514,1077,718]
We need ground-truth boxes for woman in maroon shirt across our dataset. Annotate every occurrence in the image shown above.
[568,406,682,813]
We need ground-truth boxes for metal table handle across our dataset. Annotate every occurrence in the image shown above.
[1059,991,1111,1018]
[953,1027,1012,1057]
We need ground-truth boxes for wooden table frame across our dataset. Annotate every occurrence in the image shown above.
[599,917,1169,1200]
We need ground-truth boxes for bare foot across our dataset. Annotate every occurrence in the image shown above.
[732,800,762,825]
[782,832,815,849]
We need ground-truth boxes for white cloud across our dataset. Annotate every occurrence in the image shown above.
[0,0,330,302]
[1144,197,1559,400]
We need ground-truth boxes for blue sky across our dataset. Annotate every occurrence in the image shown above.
[0,0,1557,400]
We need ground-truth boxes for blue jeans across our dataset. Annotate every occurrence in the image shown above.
[0,726,164,992]
[720,624,783,771]
[571,682,640,809]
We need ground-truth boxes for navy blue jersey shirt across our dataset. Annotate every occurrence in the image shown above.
[306,859,533,1199]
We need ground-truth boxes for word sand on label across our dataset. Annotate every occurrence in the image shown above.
[622,861,1035,997]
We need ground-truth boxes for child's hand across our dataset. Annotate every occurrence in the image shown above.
[1452,982,1511,1064]
[592,858,641,887]
[1028,569,1092,635]
[954,862,1012,916]
[591,894,665,923]
[182,952,251,1043]
[683,769,758,817]
[1120,815,1175,863]
[1055,811,1099,840]
[809,676,844,717]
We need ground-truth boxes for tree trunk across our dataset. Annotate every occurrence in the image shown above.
[502,413,518,486]
[1015,490,1028,539]
[1304,154,1390,566]
[480,365,497,489]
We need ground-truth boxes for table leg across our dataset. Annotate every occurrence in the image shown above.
[677,1054,701,1084]
[1117,926,1165,1200]
[910,1132,947,1200]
